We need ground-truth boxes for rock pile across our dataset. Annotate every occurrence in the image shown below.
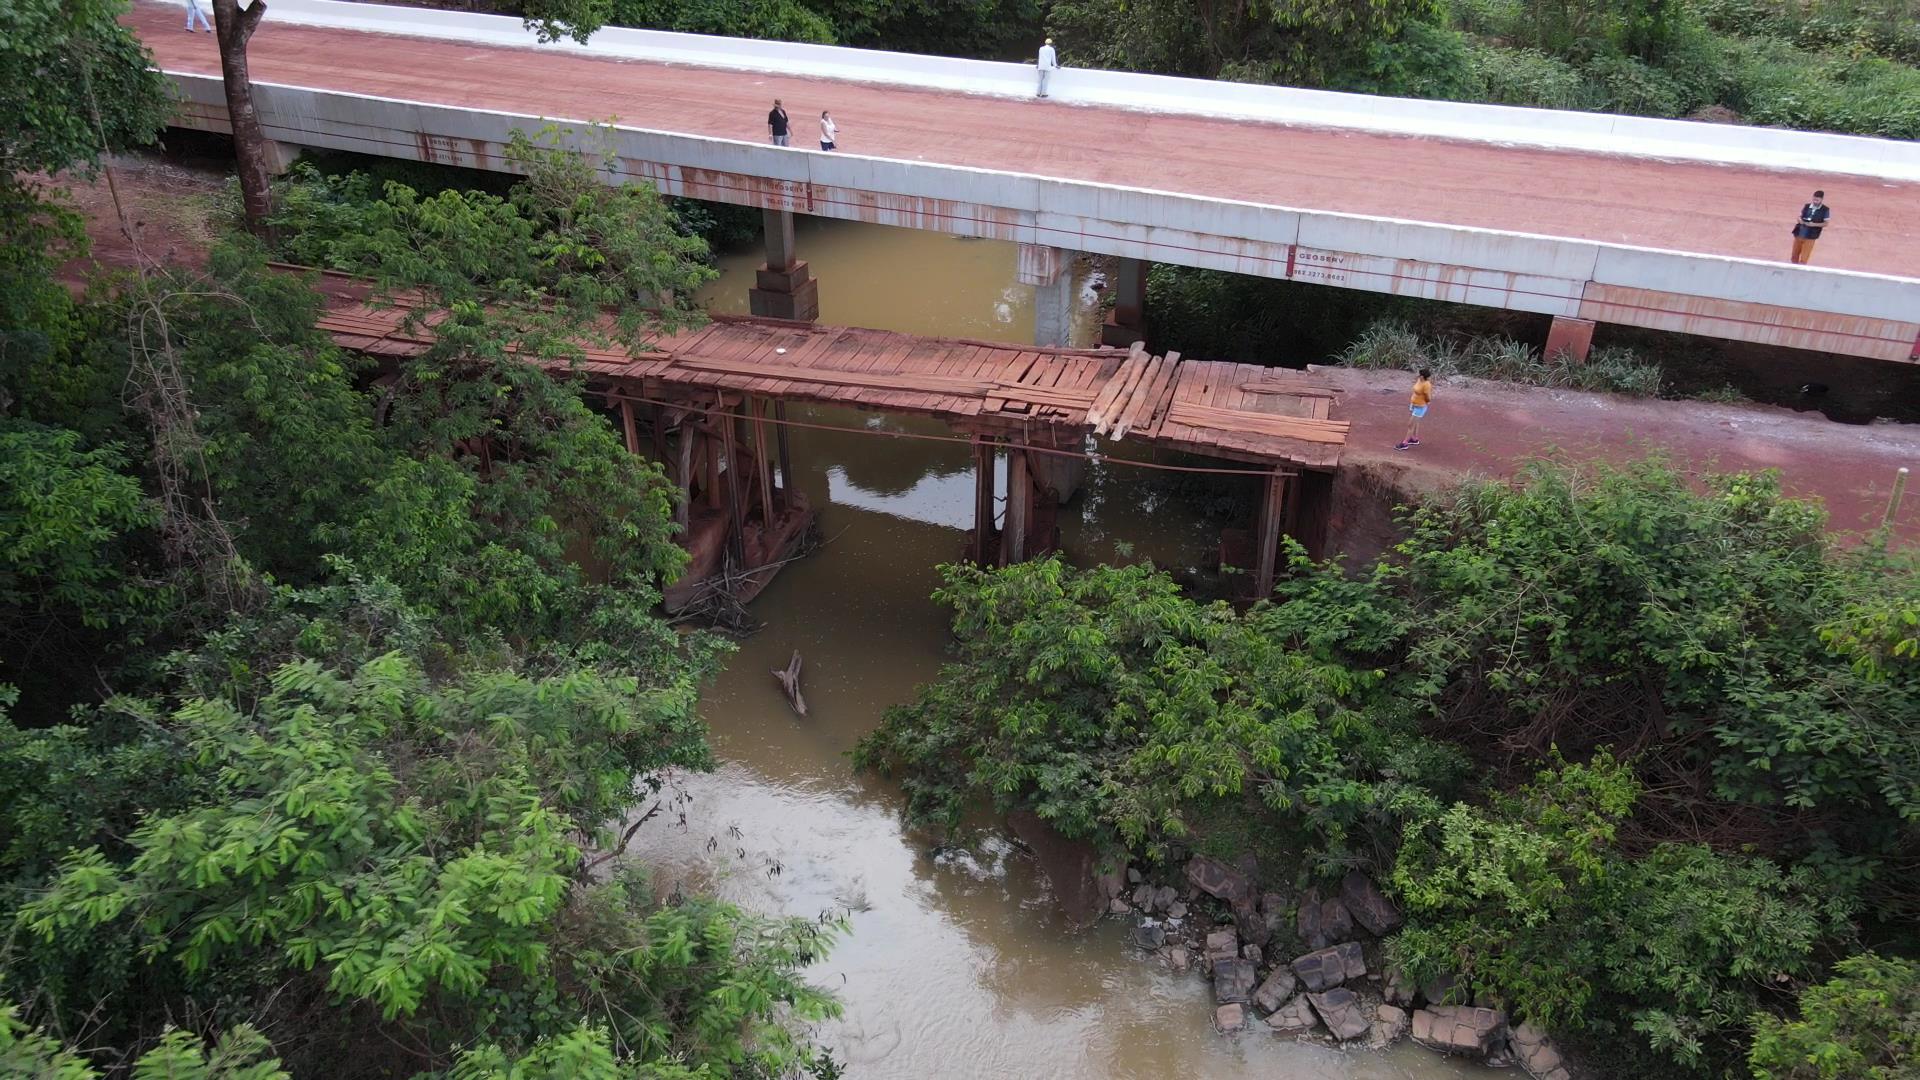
[1104,856,1580,1076]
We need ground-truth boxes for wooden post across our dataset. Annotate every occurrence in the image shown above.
[703,427,722,510]
[972,438,996,565]
[1254,470,1288,599]
[674,421,693,530]
[1004,447,1031,565]
[773,401,794,511]
[618,398,640,455]
[720,402,747,565]
[751,397,775,525]
[648,402,667,464]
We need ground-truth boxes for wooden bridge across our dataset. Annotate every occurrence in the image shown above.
[316,290,1350,602]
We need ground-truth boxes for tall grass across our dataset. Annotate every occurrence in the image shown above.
[1337,320,1667,397]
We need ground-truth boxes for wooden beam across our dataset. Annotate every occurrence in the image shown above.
[1254,470,1287,599]
[648,402,667,463]
[721,412,746,565]
[1005,448,1031,565]
[618,398,640,454]
[772,401,795,511]
[972,438,996,565]
[674,425,693,530]
[751,397,775,525]
[703,431,722,510]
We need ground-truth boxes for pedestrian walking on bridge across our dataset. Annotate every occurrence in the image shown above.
[1036,38,1058,98]
[1790,190,1831,264]
[768,100,790,147]
[819,110,838,151]
[185,0,212,32]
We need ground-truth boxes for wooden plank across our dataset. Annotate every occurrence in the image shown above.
[1130,353,1182,440]
[972,438,995,564]
[671,355,994,395]
[1111,356,1166,440]
[1143,351,1184,436]
[1088,344,1146,432]
[1164,403,1350,444]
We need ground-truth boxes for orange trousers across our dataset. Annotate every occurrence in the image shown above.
[1790,236,1817,264]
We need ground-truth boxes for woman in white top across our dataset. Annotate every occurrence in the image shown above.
[819,111,838,152]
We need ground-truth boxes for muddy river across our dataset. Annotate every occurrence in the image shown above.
[634,221,1497,1079]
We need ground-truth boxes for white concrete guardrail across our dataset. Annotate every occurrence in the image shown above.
[146,0,1920,183]
[164,72,1920,361]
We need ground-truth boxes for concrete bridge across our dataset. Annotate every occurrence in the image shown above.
[133,0,1920,362]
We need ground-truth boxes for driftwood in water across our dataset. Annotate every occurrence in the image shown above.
[772,650,807,716]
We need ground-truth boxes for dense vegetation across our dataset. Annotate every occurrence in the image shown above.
[1,2,841,1074]
[856,459,1920,1077]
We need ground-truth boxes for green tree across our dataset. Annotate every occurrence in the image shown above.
[17,653,837,1075]
[1748,953,1919,1080]
[853,554,1462,867]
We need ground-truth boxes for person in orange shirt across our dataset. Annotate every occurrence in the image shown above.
[1396,368,1432,451]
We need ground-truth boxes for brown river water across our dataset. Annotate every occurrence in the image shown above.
[629,220,1497,1079]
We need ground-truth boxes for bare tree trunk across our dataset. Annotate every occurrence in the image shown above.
[212,0,273,238]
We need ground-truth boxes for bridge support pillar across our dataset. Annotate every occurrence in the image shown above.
[1545,315,1596,363]
[1019,243,1074,349]
[749,209,820,321]
[1101,257,1150,347]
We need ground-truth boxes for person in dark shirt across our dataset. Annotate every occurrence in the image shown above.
[1790,190,1831,264]
[768,100,790,147]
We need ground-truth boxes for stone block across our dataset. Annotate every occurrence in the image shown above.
[1131,883,1155,909]
[1291,942,1366,992]
[1384,966,1414,1006]
[1370,1004,1410,1049]
[1339,870,1404,936]
[1095,861,1128,903]
[1204,929,1240,965]
[1241,944,1263,967]
[1265,994,1320,1036]
[1213,958,1257,1004]
[1186,854,1254,907]
[1133,922,1165,950]
[1296,887,1354,950]
[1511,1022,1566,1077]
[1253,968,1298,1014]
[1411,1005,1507,1058]
[1308,988,1370,1041]
[1166,946,1191,974]
[1152,884,1178,912]
[1215,1002,1246,1033]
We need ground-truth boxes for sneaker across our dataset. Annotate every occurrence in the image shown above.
[1407,437,1420,445]
[1395,441,1411,451]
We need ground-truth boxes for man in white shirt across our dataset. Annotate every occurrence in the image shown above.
[1036,38,1058,98]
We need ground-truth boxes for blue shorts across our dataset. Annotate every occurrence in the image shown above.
[1410,405,1429,418]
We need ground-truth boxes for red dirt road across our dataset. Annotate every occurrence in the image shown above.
[127,2,1920,278]
[1327,365,1920,545]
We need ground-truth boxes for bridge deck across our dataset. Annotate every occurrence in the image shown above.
[127,2,1920,278]
[316,300,1347,468]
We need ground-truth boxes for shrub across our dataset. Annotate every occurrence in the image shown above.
[1748,953,1920,1080]
[851,555,1465,868]
[1392,755,1858,1074]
